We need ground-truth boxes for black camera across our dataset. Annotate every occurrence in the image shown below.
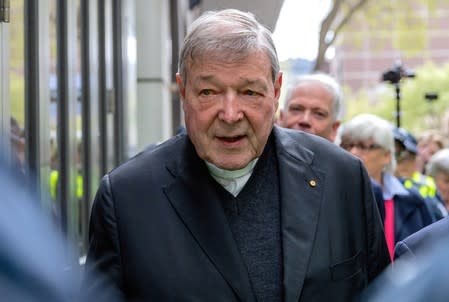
[425,92,438,102]
[382,63,415,84]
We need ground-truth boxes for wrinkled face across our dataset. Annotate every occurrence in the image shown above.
[341,138,391,179]
[176,52,282,170]
[434,171,449,205]
[279,82,339,141]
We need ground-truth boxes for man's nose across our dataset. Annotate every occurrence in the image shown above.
[300,111,311,123]
[349,147,363,158]
[298,111,311,127]
[218,93,243,123]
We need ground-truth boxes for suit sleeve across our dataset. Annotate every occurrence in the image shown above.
[394,241,413,259]
[360,161,391,281]
[84,174,124,295]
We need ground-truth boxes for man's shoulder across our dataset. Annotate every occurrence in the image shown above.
[274,126,359,164]
[109,134,187,180]
[400,217,449,254]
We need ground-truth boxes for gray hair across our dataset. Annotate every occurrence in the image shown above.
[339,114,396,174]
[178,9,280,84]
[284,73,343,121]
[426,149,449,177]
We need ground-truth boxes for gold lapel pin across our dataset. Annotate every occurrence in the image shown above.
[309,180,317,187]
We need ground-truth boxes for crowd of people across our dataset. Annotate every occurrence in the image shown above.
[4,7,449,302]
[276,51,449,300]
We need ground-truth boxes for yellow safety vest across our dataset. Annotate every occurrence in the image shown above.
[49,170,83,200]
[403,171,437,199]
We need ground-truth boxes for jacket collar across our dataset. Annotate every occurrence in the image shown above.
[164,138,256,302]
[273,126,324,302]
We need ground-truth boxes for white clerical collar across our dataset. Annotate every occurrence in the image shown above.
[206,158,259,197]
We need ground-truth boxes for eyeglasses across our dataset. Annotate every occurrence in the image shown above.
[341,142,383,152]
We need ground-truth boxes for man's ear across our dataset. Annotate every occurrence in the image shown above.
[277,110,286,126]
[273,72,283,113]
[176,73,186,100]
[330,121,341,142]
[332,121,341,132]
[274,72,283,100]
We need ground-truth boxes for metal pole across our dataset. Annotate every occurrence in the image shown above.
[395,83,401,128]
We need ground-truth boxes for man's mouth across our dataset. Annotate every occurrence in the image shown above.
[218,135,245,143]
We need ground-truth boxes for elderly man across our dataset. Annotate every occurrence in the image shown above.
[85,9,389,302]
[278,73,342,141]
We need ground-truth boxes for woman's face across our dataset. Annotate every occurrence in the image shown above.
[341,138,391,180]
[418,141,442,164]
[434,171,449,206]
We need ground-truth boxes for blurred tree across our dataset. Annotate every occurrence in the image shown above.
[314,0,440,71]
[9,0,25,127]
[344,62,449,135]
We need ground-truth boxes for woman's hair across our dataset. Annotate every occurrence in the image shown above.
[426,149,449,177]
[339,114,396,174]
[418,130,445,150]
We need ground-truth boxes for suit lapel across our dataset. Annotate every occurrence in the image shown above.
[163,138,256,302]
[274,127,324,302]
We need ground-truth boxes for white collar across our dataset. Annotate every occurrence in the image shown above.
[206,158,259,196]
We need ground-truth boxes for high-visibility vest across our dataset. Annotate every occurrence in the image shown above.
[403,171,437,199]
[49,170,83,200]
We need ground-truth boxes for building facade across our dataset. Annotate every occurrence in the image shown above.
[330,5,449,92]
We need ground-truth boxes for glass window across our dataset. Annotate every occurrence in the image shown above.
[9,0,25,174]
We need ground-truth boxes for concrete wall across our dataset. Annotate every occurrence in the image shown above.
[135,0,172,151]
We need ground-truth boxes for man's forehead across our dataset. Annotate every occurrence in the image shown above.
[193,73,267,85]
[291,80,329,96]
[187,58,272,86]
[289,91,333,110]
[294,81,331,95]
[187,50,271,71]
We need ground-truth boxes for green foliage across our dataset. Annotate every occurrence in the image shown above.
[10,73,25,127]
[342,0,438,56]
[336,0,449,136]
[9,0,25,128]
[9,0,25,70]
[344,62,449,135]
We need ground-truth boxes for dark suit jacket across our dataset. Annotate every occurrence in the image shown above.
[371,180,385,223]
[395,216,449,259]
[362,217,449,302]
[86,126,390,301]
[393,192,435,246]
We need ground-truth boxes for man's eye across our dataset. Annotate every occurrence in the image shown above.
[200,89,212,96]
[244,90,258,96]
[289,106,302,112]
